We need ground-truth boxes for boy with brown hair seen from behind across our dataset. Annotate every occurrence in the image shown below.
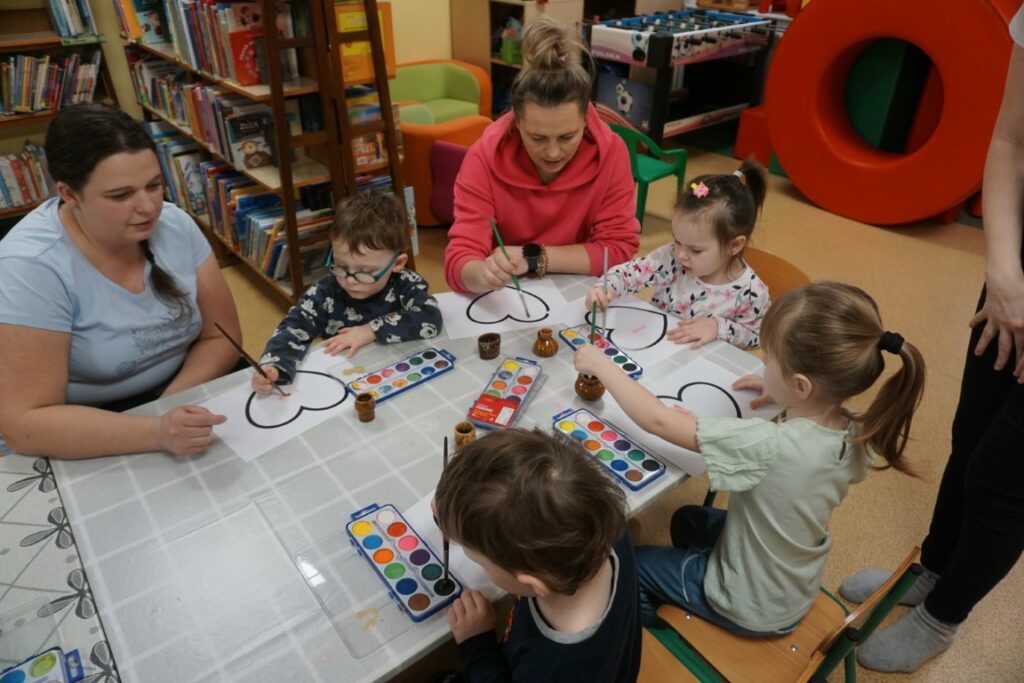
[253,192,442,392]
[434,428,641,682]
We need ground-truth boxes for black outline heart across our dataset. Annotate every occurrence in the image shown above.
[657,381,741,418]
[585,305,669,350]
[466,286,551,324]
[245,370,350,429]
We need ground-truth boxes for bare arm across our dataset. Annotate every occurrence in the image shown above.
[0,324,224,459]
[161,254,242,396]
[974,44,1024,379]
[573,344,699,451]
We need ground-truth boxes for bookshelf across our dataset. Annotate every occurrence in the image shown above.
[115,0,410,303]
[450,0,584,112]
[0,0,116,220]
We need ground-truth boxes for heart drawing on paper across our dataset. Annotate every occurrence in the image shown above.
[466,286,551,324]
[657,382,742,418]
[585,305,668,350]
[245,370,350,429]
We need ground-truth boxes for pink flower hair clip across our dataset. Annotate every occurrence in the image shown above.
[690,181,709,198]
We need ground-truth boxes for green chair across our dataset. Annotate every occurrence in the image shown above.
[609,123,689,226]
[638,547,923,683]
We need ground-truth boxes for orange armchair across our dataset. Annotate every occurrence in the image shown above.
[389,60,493,225]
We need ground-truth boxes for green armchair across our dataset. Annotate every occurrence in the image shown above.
[388,60,493,225]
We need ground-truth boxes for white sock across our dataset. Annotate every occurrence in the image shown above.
[856,604,960,673]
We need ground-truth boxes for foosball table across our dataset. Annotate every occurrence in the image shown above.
[588,9,775,142]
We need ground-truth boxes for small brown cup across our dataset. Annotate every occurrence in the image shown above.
[478,332,501,360]
[454,421,476,448]
[355,392,376,422]
[574,373,606,401]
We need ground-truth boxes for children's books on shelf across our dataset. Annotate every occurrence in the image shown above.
[44,0,98,37]
[334,1,395,82]
[0,50,104,116]
[0,141,56,210]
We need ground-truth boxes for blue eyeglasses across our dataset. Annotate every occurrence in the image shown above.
[326,251,400,284]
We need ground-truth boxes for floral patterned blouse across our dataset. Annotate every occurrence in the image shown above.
[603,244,771,348]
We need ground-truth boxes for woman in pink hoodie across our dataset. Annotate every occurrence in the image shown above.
[444,17,641,293]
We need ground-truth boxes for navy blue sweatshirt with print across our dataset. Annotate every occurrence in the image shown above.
[259,269,442,383]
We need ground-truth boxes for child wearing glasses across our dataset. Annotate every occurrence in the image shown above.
[252,192,442,394]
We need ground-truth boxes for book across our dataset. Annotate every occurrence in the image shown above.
[173,152,207,215]
[335,1,395,82]
[225,109,275,170]
[228,28,262,86]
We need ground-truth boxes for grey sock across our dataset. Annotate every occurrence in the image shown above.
[856,604,960,673]
[838,566,939,605]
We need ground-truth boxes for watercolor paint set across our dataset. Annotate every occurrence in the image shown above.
[559,326,643,379]
[552,408,667,490]
[346,348,456,404]
[466,357,544,430]
[346,504,462,623]
[0,647,83,683]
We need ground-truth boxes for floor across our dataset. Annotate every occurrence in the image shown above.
[222,149,1024,682]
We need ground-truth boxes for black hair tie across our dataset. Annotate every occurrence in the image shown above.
[878,331,904,355]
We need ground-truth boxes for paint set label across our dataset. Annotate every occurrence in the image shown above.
[552,408,667,490]
[467,357,543,430]
[347,348,456,403]
[0,647,82,683]
[346,504,462,623]
[559,326,643,379]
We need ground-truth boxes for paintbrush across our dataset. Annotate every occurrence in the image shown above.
[601,246,609,338]
[442,435,450,581]
[489,217,530,318]
[589,301,598,344]
[213,322,288,397]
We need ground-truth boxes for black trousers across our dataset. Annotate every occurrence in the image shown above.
[921,288,1024,624]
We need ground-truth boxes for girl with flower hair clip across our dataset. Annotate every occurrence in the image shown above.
[586,157,770,348]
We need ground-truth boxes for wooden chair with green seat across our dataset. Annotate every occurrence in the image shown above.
[638,547,923,683]
[609,123,688,227]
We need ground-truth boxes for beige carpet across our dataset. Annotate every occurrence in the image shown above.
[223,149,1024,682]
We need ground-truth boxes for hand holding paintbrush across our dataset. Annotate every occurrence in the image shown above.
[213,322,289,397]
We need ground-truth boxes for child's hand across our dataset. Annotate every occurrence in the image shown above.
[251,364,280,395]
[447,590,496,644]
[667,318,719,348]
[733,374,776,410]
[574,343,614,378]
[323,324,375,358]
[585,286,612,311]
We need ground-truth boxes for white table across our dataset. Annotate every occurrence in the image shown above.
[15,276,763,682]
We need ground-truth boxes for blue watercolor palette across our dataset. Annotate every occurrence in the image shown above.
[552,408,667,491]
[559,326,643,379]
[347,503,462,623]
[0,647,83,683]
[347,348,456,403]
[467,357,544,430]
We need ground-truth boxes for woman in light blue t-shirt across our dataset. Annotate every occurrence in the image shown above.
[0,104,242,459]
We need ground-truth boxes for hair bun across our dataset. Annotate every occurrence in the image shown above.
[522,16,578,70]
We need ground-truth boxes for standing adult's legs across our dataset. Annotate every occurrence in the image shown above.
[857,289,1024,672]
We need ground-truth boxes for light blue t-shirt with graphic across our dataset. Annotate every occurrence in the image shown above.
[0,198,210,406]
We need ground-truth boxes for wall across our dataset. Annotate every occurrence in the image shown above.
[391,0,451,63]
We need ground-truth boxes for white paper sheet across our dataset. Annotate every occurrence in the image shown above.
[204,352,355,462]
[436,279,575,340]
[596,357,779,475]
[560,294,684,368]
[405,493,503,601]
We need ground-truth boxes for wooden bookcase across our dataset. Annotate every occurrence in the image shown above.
[0,0,117,221]
[114,0,408,303]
